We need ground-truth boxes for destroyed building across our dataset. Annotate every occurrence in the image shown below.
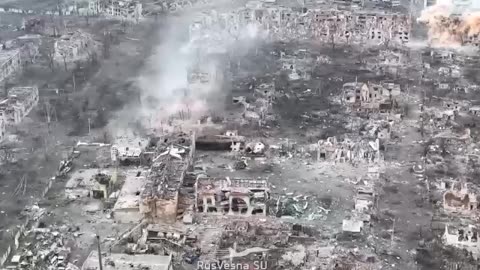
[139,133,195,223]
[54,31,96,63]
[195,177,270,215]
[0,86,39,131]
[89,0,143,22]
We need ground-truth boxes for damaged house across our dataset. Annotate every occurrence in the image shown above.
[139,133,195,223]
[195,177,270,215]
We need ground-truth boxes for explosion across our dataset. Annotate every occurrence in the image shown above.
[418,0,480,47]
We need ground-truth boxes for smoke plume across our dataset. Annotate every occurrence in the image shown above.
[109,4,267,139]
[418,0,480,47]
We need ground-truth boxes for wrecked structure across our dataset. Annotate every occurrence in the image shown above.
[317,136,383,163]
[139,133,195,223]
[195,177,270,215]
[89,0,143,22]
[0,86,39,132]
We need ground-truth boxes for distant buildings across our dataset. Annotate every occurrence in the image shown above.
[190,7,411,46]
[89,0,143,22]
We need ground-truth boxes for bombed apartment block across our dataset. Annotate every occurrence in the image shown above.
[195,177,270,215]
[139,133,195,223]
[443,182,479,214]
[89,0,143,22]
[0,86,39,127]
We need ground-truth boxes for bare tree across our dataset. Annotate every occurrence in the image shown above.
[41,41,56,72]
[85,10,90,27]
[102,31,111,59]
[61,53,68,71]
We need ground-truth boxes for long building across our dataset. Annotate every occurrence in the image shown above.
[190,7,411,46]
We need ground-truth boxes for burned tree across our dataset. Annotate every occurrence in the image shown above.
[40,40,56,72]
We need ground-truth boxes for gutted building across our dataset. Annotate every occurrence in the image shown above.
[195,177,270,215]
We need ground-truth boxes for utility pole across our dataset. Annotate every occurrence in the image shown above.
[96,235,103,270]
[88,118,91,134]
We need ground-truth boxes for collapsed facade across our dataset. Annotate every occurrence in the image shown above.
[190,7,411,46]
[195,177,270,215]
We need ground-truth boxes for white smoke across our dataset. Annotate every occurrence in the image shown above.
[109,4,267,138]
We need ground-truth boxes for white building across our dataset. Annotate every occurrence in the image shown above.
[89,0,143,22]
